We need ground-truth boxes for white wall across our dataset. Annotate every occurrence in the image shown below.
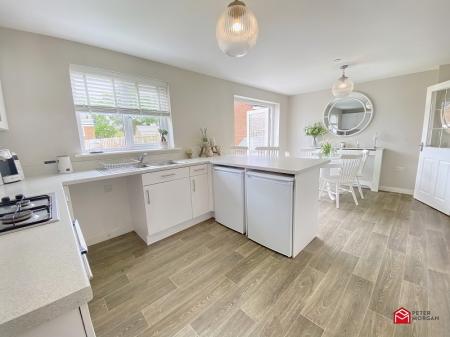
[288,70,438,193]
[0,27,288,175]
[68,178,133,245]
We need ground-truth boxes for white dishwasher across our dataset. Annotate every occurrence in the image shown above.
[246,171,294,257]
[213,165,246,233]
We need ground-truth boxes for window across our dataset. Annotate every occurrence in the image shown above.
[69,66,174,153]
[234,96,279,150]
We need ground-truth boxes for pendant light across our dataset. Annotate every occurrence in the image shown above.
[332,65,354,98]
[216,0,259,57]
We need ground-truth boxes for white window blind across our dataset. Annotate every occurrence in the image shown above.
[70,69,171,116]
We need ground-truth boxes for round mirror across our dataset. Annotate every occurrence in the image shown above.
[323,92,374,136]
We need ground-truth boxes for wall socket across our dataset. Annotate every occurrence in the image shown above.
[104,184,113,193]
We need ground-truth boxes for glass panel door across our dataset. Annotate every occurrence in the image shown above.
[427,88,450,148]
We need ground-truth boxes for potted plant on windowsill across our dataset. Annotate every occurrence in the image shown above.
[305,122,327,147]
[158,128,169,148]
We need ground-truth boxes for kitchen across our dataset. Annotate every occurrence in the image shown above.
[1,1,450,337]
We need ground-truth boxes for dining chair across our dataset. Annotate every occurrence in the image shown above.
[319,156,362,208]
[355,149,370,199]
[298,149,321,158]
[254,146,280,158]
[230,146,249,156]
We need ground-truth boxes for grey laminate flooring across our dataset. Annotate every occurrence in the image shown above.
[88,191,450,337]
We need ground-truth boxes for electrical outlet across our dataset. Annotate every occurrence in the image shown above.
[104,184,113,193]
[395,166,406,172]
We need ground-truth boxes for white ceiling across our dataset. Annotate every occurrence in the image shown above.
[0,0,449,95]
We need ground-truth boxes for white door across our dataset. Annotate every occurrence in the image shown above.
[246,171,294,257]
[414,80,450,215]
[213,166,245,233]
[144,178,193,234]
[191,174,210,218]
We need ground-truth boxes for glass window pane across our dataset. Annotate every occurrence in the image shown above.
[427,88,450,148]
[131,115,163,146]
[79,112,125,152]
[234,98,278,151]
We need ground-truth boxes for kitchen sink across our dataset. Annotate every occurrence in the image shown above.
[147,160,179,167]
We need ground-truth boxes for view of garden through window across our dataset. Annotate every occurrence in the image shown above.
[70,66,173,153]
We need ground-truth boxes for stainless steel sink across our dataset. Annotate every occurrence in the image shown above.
[147,160,179,167]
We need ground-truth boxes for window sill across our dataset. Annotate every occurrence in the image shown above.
[74,147,183,159]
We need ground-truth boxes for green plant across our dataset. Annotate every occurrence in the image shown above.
[94,114,123,138]
[304,122,327,138]
[321,142,333,156]
[158,128,168,142]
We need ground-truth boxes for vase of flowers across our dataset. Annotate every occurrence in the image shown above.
[158,128,169,148]
[304,122,327,147]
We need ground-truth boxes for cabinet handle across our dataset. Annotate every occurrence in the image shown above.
[146,190,150,204]
[192,179,196,192]
[161,173,176,178]
[193,168,205,172]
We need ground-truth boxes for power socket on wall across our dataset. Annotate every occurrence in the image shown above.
[103,184,113,193]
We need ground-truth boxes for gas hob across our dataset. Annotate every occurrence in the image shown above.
[0,193,59,234]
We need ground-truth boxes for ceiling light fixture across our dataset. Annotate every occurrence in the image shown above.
[332,65,354,98]
[216,0,259,57]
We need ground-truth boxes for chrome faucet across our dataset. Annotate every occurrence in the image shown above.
[137,152,148,164]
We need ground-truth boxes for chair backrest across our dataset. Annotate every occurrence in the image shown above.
[357,150,370,176]
[230,146,249,156]
[254,147,280,158]
[338,157,362,184]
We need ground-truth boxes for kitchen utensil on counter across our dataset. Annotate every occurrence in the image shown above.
[57,155,73,174]
[0,149,24,183]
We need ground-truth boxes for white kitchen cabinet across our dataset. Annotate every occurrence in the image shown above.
[17,304,95,337]
[191,173,210,218]
[127,164,213,245]
[144,177,193,235]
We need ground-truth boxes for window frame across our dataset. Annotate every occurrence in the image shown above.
[234,95,280,150]
[70,65,175,154]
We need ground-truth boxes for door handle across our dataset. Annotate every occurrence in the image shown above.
[192,179,196,192]
[419,142,424,152]
[146,190,150,204]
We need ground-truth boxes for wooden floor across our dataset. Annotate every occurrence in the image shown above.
[87,191,450,337]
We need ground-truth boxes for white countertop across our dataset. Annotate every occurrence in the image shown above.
[0,155,327,336]
[0,176,92,337]
[211,156,329,174]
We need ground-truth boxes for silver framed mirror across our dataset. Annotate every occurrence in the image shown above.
[323,92,374,136]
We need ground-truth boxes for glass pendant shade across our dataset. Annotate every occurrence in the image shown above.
[216,0,259,57]
[332,65,354,98]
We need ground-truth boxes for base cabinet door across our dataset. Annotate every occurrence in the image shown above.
[144,178,192,235]
[191,174,210,218]
[18,308,88,337]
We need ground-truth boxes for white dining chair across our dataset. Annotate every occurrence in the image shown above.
[355,150,369,199]
[319,156,362,208]
[254,146,280,158]
[297,149,321,158]
[230,146,249,156]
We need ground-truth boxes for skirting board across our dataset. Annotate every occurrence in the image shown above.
[379,185,414,195]
[144,212,214,245]
[86,225,133,246]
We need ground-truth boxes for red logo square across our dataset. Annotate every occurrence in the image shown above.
[394,307,411,324]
